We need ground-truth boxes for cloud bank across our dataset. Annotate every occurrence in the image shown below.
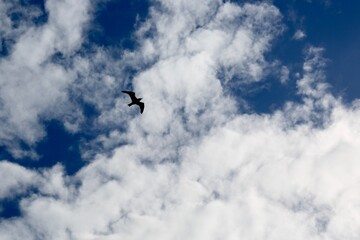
[1,0,360,239]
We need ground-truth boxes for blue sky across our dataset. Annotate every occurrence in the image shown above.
[1,0,360,239]
[274,0,360,101]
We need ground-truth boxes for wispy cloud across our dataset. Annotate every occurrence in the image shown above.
[280,66,290,83]
[293,29,306,40]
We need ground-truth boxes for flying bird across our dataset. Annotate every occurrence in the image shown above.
[122,90,145,114]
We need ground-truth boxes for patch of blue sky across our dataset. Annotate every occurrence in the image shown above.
[0,185,41,219]
[12,0,48,25]
[89,0,150,49]
[227,0,360,113]
[0,120,84,175]
[0,120,84,218]
[274,0,360,103]
[0,196,22,219]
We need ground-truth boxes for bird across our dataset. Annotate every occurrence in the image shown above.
[122,90,145,114]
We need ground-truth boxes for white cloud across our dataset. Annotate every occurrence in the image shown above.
[135,1,283,83]
[1,0,360,240]
[286,47,338,127]
[0,1,43,46]
[0,161,38,199]
[0,0,93,155]
[293,29,306,40]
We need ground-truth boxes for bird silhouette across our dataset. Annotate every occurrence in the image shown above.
[122,91,145,114]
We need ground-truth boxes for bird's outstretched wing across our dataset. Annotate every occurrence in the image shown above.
[122,91,137,102]
[138,102,145,114]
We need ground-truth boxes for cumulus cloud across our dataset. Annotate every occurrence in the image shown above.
[1,0,360,240]
[0,161,38,199]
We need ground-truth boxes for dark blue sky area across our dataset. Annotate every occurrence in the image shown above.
[246,0,360,112]
[0,120,84,175]
[0,120,83,218]
[89,0,149,49]
[274,0,360,103]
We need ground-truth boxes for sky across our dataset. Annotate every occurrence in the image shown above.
[1,0,360,239]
